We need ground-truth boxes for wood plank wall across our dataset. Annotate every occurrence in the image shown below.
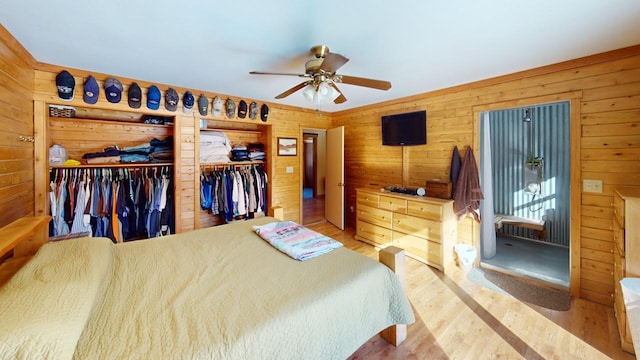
[3,23,637,306]
[332,45,640,306]
[0,25,36,228]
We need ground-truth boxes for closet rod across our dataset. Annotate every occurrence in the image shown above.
[50,162,173,169]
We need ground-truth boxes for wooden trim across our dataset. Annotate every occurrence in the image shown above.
[173,115,182,233]
[0,24,36,68]
[569,99,582,297]
[472,91,583,297]
[334,45,640,116]
[194,115,202,229]
[33,100,48,217]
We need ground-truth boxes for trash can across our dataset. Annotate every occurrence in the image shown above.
[454,244,477,271]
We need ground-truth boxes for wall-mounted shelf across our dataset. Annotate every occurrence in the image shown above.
[200,161,265,167]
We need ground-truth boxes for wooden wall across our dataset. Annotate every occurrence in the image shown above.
[0,25,36,228]
[333,45,640,306]
[3,22,638,306]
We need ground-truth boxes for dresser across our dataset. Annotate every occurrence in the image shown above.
[355,188,457,272]
[613,187,640,354]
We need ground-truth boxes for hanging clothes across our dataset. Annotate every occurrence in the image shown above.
[199,164,268,224]
[452,146,484,222]
[49,166,174,242]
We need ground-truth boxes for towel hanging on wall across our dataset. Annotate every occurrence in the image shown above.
[452,146,484,222]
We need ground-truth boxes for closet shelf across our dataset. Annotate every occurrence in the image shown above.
[201,128,262,135]
[50,162,174,169]
[200,161,265,167]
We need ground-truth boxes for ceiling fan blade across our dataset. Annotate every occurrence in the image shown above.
[319,53,349,73]
[250,71,310,78]
[336,75,392,90]
[275,81,310,99]
[329,83,347,104]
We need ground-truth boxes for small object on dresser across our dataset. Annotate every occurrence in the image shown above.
[426,179,452,199]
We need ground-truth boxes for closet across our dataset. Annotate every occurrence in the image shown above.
[197,122,270,228]
[44,105,176,241]
[32,70,273,234]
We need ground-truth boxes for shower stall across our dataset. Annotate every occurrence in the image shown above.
[480,102,571,288]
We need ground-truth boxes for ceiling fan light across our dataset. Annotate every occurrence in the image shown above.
[302,84,315,102]
[318,81,331,97]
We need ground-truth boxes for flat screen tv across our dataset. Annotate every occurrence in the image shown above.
[381,110,427,146]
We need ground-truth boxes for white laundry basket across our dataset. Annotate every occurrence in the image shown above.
[454,244,477,271]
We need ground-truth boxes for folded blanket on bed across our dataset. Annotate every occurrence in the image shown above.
[252,221,343,261]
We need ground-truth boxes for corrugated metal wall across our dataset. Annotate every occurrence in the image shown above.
[488,102,570,247]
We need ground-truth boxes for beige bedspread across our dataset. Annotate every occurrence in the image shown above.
[0,217,414,360]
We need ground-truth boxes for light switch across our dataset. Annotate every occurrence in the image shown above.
[583,179,603,193]
[285,166,294,174]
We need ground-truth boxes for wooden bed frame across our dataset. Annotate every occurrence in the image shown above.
[0,213,409,347]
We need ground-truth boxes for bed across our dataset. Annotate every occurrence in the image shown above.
[0,216,414,359]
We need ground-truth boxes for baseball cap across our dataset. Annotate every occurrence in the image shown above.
[56,70,75,101]
[104,78,123,103]
[165,88,179,111]
[212,96,223,117]
[226,98,236,119]
[260,104,269,122]
[128,82,142,108]
[249,101,258,120]
[147,85,161,110]
[182,91,194,114]
[198,94,209,116]
[238,100,247,119]
[83,75,99,104]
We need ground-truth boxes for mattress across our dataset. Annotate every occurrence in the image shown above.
[0,217,414,360]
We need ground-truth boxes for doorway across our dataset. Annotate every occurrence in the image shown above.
[480,102,571,290]
[302,130,326,225]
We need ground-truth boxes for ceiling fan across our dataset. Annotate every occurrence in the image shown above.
[250,45,391,105]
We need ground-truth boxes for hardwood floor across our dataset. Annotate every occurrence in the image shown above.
[306,221,634,360]
[302,195,325,225]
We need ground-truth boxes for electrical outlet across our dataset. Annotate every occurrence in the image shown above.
[583,179,603,193]
[285,166,294,174]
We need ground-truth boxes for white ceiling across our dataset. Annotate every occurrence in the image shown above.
[1,1,639,113]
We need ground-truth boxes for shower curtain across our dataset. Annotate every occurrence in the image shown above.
[480,112,496,259]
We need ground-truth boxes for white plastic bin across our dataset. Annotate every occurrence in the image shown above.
[454,244,477,271]
[49,144,67,166]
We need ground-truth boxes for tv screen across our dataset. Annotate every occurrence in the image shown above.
[381,110,427,146]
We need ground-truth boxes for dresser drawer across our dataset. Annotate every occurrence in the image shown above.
[357,204,392,228]
[393,231,442,266]
[379,195,407,213]
[356,191,379,208]
[393,212,442,243]
[406,200,444,221]
[613,219,625,256]
[614,283,627,339]
[356,220,392,246]
[613,192,625,228]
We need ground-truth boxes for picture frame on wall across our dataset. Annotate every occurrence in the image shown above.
[278,137,297,156]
